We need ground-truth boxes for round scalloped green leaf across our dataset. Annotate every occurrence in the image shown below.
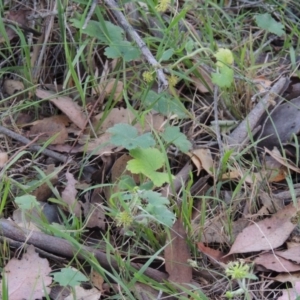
[215,48,234,67]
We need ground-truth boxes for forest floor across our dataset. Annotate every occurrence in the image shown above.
[1,0,300,299]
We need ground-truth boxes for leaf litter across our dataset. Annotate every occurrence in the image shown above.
[2,1,300,299]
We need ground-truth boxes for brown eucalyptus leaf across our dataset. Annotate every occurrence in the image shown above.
[29,116,68,145]
[275,246,300,264]
[61,172,81,216]
[164,219,192,284]
[36,89,87,130]
[254,252,300,272]
[227,201,300,255]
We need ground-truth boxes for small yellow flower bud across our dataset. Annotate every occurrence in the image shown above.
[155,0,170,12]
[168,75,179,87]
[115,211,133,227]
[142,71,154,83]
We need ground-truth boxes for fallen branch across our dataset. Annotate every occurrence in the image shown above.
[0,125,71,164]
[103,0,168,92]
[0,219,168,282]
[228,77,289,147]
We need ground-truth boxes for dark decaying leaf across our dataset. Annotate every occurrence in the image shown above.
[257,97,300,149]
[164,219,192,284]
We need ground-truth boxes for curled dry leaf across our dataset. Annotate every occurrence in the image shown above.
[3,79,24,96]
[2,245,52,300]
[188,148,214,176]
[61,172,82,217]
[0,152,8,168]
[227,201,300,255]
[36,89,87,130]
[29,116,68,145]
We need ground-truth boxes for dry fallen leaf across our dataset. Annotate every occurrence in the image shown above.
[91,270,104,291]
[61,172,82,216]
[200,214,230,244]
[264,147,300,174]
[3,79,24,96]
[278,281,300,300]
[29,116,68,145]
[93,79,124,101]
[92,108,164,134]
[0,152,8,168]
[197,242,230,264]
[0,10,30,43]
[190,65,213,93]
[104,153,140,199]
[1,245,52,300]
[254,252,300,273]
[32,165,59,202]
[189,148,214,176]
[164,218,193,284]
[82,187,106,229]
[36,89,87,130]
[253,76,272,94]
[275,245,300,264]
[274,272,300,284]
[227,201,300,255]
[64,285,100,300]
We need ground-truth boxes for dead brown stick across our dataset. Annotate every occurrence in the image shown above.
[0,219,168,282]
[228,77,289,147]
[0,125,72,164]
[102,0,168,92]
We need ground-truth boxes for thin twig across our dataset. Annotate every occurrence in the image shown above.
[0,125,72,164]
[102,0,169,92]
[82,0,98,29]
